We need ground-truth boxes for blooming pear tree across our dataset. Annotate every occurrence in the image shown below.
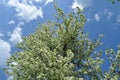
[5,4,120,80]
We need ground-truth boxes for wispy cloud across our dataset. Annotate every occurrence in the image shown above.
[71,0,93,10]
[17,21,24,27]
[95,13,100,22]
[8,20,15,24]
[27,0,43,5]
[104,9,113,20]
[0,39,11,67]
[0,0,7,5]
[45,0,53,6]
[0,33,4,37]
[9,26,22,44]
[7,76,13,80]
[7,0,43,22]
[117,14,120,23]
[72,0,83,10]
[7,0,54,22]
[29,0,43,3]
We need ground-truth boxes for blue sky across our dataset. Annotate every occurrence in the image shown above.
[0,0,120,80]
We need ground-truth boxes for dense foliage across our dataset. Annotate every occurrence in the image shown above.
[5,4,120,80]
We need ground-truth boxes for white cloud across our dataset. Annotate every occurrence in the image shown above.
[17,21,24,27]
[7,62,17,80]
[8,0,43,22]
[117,15,120,23]
[107,12,112,20]
[7,0,54,22]
[71,0,92,10]
[72,0,83,10]
[7,76,13,80]
[27,0,43,5]
[0,0,7,5]
[9,26,22,44]
[95,14,100,22]
[8,20,15,24]
[45,0,53,6]
[0,39,11,67]
[104,9,113,20]
[0,33,4,37]
[35,0,42,2]
[87,18,90,23]
[31,0,42,3]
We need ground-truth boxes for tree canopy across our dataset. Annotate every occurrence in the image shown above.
[5,4,120,80]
